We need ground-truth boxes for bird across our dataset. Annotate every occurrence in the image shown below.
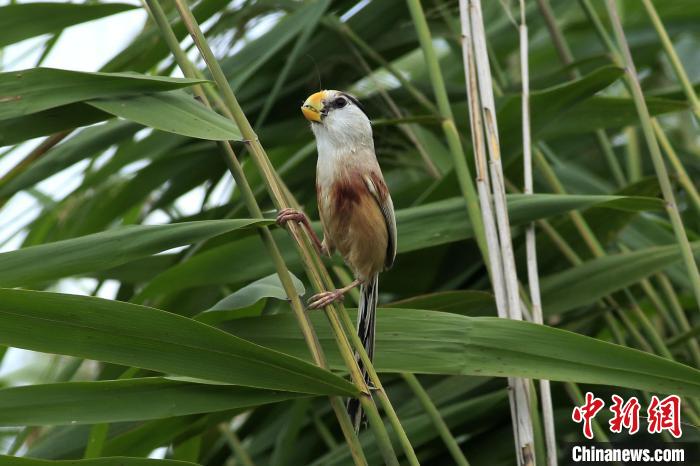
[276,89,396,431]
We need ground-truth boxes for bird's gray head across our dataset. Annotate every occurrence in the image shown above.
[301,90,372,147]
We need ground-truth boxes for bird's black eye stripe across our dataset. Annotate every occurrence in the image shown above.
[339,92,368,117]
[333,97,347,108]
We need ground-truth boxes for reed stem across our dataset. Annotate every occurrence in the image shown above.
[146,1,369,463]
[402,373,470,466]
[640,0,700,119]
[520,2,557,464]
[458,1,535,464]
[606,0,700,314]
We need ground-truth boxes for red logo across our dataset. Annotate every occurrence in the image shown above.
[647,395,682,438]
[572,393,682,439]
[572,392,605,439]
[609,395,640,435]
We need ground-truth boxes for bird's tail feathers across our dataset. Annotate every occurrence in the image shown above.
[347,273,378,432]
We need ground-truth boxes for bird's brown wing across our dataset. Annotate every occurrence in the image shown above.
[363,172,397,269]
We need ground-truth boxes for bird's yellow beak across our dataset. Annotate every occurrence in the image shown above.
[301,91,325,122]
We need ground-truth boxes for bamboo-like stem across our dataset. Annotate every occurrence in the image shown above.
[519,2,556,464]
[167,2,418,464]
[605,0,700,314]
[624,126,642,183]
[463,1,515,451]
[570,2,700,363]
[624,291,673,359]
[534,146,606,257]
[144,2,370,464]
[219,424,257,466]
[638,276,679,336]
[656,274,700,366]
[534,0,625,188]
[461,11,523,451]
[534,143,700,422]
[578,0,621,67]
[534,0,699,371]
[535,144,697,359]
[535,0,574,67]
[459,1,534,464]
[596,129,627,188]
[536,219,581,266]
[83,424,109,459]
[640,0,700,119]
[311,408,339,449]
[652,119,700,215]
[0,130,71,207]
[402,373,470,466]
[668,325,700,348]
[462,21,507,317]
[406,0,488,261]
[145,0,322,378]
[470,0,524,321]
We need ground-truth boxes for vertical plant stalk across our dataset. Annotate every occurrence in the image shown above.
[519,2,557,465]
[0,130,71,207]
[652,120,700,215]
[535,0,626,187]
[535,0,574,66]
[219,424,257,466]
[471,2,535,464]
[83,424,109,459]
[460,11,530,458]
[624,126,642,183]
[572,1,700,366]
[311,408,339,449]
[656,273,700,366]
[144,1,369,464]
[640,0,700,119]
[605,0,700,314]
[406,0,489,261]
[538,0,697,369]
[402,373,470,466]
[164,1,418,464]
[459,1,535,465]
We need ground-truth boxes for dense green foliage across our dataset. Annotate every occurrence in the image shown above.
[0,0,699,464]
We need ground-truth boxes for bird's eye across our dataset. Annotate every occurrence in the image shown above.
[334,97,347,108]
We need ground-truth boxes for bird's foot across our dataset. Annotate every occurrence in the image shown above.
[307,289,345,309]
[276,208,306,227]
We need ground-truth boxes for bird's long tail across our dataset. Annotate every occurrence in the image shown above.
[347,273,379,432]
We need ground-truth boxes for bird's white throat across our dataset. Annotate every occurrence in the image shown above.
[312,107,376,187]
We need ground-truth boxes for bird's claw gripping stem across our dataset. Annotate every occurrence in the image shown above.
[276,208,306,226]
[276,208,326,256]
[307,289,346,309]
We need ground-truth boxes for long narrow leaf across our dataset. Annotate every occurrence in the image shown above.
[0,377,308,425]
[0,219,270,287]
[225,308,700,397]
[0,3,137,48]
[0,289,357,397]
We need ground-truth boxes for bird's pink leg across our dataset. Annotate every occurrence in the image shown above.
[307,279,363,309]
[276,208,326,256]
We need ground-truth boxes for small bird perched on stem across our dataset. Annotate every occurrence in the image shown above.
[277,90,396,431]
